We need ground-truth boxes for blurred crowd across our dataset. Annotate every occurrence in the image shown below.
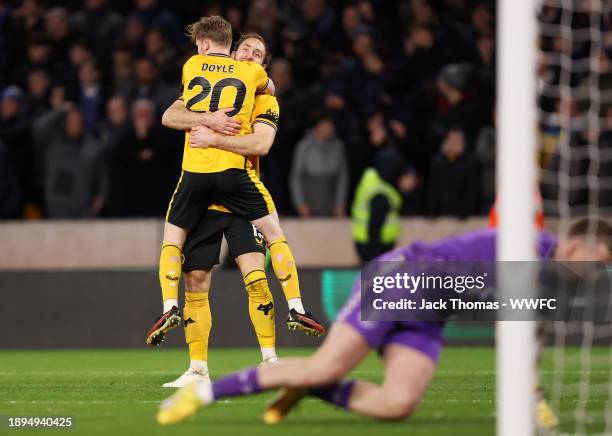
[0,0,609,220]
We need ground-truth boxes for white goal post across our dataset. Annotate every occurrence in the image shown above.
[496,0,538,435]
[497,0,612,433]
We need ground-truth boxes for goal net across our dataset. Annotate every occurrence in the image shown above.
[538,0,612,434]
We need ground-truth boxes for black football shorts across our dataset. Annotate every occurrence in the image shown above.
[182,209,266,272]
[166,168,275,230]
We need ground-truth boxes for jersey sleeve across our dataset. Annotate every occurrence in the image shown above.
[251,63,270,92]
[250,95,280,131]
[177,58,190,101]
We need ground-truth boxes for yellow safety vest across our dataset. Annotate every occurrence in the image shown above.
[351,168,402,244]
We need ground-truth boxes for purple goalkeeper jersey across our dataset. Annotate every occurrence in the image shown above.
[375,228,558,263]
[337,228,558,362]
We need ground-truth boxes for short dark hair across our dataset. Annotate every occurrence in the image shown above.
[186,16,232,48]
[568,217,612,251]
[234,32,271,67]
[408,24,433,37]
[310,110,333,127]
[29,33,51,47]
[80,59,99,71]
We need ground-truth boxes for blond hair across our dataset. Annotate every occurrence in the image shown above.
[186,15,232,47]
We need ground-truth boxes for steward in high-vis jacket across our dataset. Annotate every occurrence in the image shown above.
[352,148,403,262]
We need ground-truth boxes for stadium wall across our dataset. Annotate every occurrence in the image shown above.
[0,217,488,270]
[0,268,496,349]
[0,269,326,349]
[2,217,567,348]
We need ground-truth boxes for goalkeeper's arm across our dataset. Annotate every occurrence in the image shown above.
[161,100,241,135]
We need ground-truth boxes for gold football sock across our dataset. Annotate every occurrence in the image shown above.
[244,269,275,348]
[159,244,182,302]
[183,292,212,361]
[268,236,301,301]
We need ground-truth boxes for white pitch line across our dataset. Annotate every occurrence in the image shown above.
[0,370,384,376]
[1,370,608,377]
[0,398,498,406]
[1,399,281,405]
[1,400,159,405]
[0,371,185,376]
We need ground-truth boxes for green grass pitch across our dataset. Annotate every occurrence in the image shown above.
[0,347,609,435]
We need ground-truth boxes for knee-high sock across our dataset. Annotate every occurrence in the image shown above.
[309,380,356,409]
[207,370,355,409]
[159,244,182,302]
[268,236,301,301]
[211,367,262,400]
[243,270,275,348]
[183,292,211,362]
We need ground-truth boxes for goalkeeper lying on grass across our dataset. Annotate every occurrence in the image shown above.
[157,217,611,427]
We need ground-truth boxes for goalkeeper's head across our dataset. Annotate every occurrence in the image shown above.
[554,217,612,262]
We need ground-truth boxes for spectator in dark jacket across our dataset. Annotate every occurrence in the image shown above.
[388,25,446,95]
[126,57,175,114]
[99,94,130,151]
[72,0,124,64]
[4,0,47,75]
[399,166,426,216]
[245,0,280,52]
[260,58,307,214]
[45,7,78,64]
[475,123,495,211]
[144,28,177,82]
[132,0,182,45]
[342,32,386,116]
[11,34,55,88]
[427,127,480,217]
[107,98,177,217]
[65,40,94,86]
[25,68,51,117]
[0,85,31,203]
[33,106,108,218]
[0,138,23,219]
[290,113,349,217]
[74,60,106,136]
[111,44,134,96]
[429,63,479,148]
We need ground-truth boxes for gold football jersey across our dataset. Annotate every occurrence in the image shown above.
[208,94,280,214]
[180,53,269,173]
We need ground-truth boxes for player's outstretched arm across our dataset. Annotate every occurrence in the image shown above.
[189,123,276,156]
[161,100,206,130]
[161,100,241,135]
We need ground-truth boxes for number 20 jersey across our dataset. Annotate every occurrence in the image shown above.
[180,53,269,173]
